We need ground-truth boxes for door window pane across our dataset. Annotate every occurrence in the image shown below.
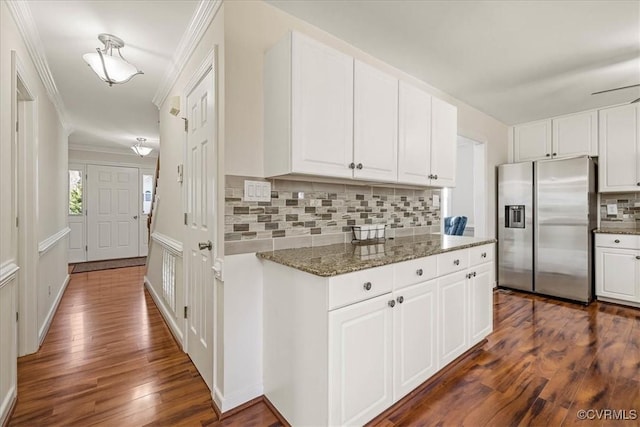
[69,170,82,215]
[142,174,154,214]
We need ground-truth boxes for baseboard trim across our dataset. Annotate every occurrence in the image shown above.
[261,395,290,426]
[38,274,70,345]
[143,276,184,346]
[365,339,487,426]
[217,384,264,414]
[215,394,290,426]
[0,386,16,427]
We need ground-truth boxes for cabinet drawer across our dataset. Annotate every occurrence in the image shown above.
[394,256,437,290]
[469,244,494,267]
[328,265,393,310]
[595,234,640,250]
[437,249,469,276]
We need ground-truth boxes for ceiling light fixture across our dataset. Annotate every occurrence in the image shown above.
[83,33,143,86]
[131,137,152,157]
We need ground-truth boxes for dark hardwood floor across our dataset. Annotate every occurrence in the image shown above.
[9,268,640,426]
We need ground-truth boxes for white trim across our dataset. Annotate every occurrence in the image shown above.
[213,386,224,414]
[152,0,222,108]
[184,50,215,98]
[5,0,70,130]
[38,227,70,256]
[0,262,20,289]
[0,386,17,427]
[218,384,264,413]
[38,274,70,345]
[144,276,184,346]
[69,143,159,158]
[151,232,183,256]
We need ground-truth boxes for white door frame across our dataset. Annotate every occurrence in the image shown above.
[12,51,39,356]
[182,48,219,398]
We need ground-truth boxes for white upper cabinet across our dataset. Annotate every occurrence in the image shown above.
[552,111,598,158]
[398,82,432,185]
[353,60,398,182]
[599,103,640,192]
[513,119,552,162]
[265,32,354,178]
[430,97,458,187]
[398,82,457,187]
[513,110,599,163]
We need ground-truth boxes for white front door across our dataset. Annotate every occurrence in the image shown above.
[87,165,139,261]
[185,67,215,390]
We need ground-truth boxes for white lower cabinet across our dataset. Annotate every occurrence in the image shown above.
[329,293,394,426]
[263,243,495,426]
[596,245,640,304]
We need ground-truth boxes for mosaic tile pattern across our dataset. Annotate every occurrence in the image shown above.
[224,176,441,243]
[600,192,640,230]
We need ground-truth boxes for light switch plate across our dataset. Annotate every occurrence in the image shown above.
[607,204,618,215]
[244,180,271,202]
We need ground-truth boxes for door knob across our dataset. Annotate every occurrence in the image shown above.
[198,241,212,251]
[133,215,138,219]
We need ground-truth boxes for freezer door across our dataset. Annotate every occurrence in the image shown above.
[498,162,533,291]
[535,157,594,302]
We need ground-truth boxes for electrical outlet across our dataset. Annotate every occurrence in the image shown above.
[244,180,271,202]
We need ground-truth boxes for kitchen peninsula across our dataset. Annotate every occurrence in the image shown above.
[258,234,496,426]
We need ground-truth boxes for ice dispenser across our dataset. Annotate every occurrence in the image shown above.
[505,205,525,228]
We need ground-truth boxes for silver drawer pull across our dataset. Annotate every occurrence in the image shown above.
[416,268,423,276]
[615,239,620,243]
[363,282,372,291]
[453,259,460,266]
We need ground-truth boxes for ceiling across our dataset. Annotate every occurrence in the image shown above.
[267,0,640,125]
[27,0,200,152]
[23,0,640,152]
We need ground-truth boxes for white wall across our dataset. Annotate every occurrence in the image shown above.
[223,0,508,238]
[1,1,69,420]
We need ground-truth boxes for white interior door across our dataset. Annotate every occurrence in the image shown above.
[185,67,215,390]
[139,168,155,257]
[87,165,139,261]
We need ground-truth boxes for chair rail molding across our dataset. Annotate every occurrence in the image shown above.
[0,262,20,289]
[38,227,71,256]
[5,0,70,130]
[152,0,222,108]
[151,232,183,256]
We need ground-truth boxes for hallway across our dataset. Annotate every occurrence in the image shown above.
[8,266,280,426]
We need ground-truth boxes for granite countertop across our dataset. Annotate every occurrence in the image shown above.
[593,229,640,236]
[256,234,496,277]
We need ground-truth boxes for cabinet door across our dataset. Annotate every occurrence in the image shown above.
[469,263,494,345]
[393,279,438,400]
[552,111,598,158]
[599,104,639,192]
[398,82,432,185]
[438,271,468,368]
[596,247,640,302]
[329,293,393,426]
[353,60,399,182]
[513,120,552,162]
[430,97,457,187]
[291,33,354,178]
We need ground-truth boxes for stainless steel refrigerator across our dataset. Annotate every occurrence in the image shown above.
[497,156,596,303]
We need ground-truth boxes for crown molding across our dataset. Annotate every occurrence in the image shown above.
[152,0,223,109]
[5,0,71,131]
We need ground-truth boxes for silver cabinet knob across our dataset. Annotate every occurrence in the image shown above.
[198,241,212,251]
[615,239,620,243]
[416,268,423,276]
[637,182,640,186]
[363,282,372,291]
[636,256,640,260]
[349,162,356,169]
[546,153,551,157]
[397,296,404,304]
[553,153,557,156]
[473,271,477,277]
[466,273,471,279]
[453,259,460,266]
[481,252,487,258]
[433,174,438,180]
[133,215,138,219]
[356,163,363,170]
[388,300,396,308]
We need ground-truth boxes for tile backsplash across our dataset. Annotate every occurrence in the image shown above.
[600,192,640,229]
[225,175,441,255]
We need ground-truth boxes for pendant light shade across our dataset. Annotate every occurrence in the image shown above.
[83,34,143,86]
[132,137,152,157]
